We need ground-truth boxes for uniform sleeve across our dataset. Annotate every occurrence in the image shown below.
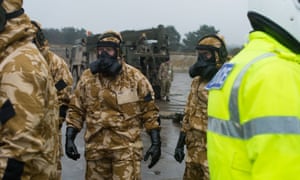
[65,72,86,130]
[243,63,300,179]
[181,79,195,132]
[48,52,73,126]
[137,75,160,131]
[57,62,73,126]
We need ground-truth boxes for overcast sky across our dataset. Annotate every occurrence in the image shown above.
[23,0,252,46]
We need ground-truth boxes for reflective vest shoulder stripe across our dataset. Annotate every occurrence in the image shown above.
[229,53,275,124]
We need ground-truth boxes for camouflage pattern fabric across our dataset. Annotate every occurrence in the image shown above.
[86,145,142,180]
[0,1,59,178]
[46,50,73,179]
[158,61,173,98]
[181,76,209,180]
[32,19,73,178]
[66,60,160,179]
[46,50,73,127]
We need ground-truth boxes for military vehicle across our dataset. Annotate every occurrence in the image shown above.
[121,25,170,99]
[67,25,170,98]
[66,38,87,89]
[66,36,98,89]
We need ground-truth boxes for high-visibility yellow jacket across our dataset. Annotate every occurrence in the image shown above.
[206,31,300,180]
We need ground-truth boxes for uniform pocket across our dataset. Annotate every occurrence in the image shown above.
[116,89,139,105]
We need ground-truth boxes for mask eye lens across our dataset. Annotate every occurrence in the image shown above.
[98,47,116,56]
[198,50,212,60]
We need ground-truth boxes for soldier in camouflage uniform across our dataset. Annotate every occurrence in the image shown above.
[158,57,173,101]
[174,34,228,180]
[65,30,161,180]
[31,20,73,180]
[0,0,59,179]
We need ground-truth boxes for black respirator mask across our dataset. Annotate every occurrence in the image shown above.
[89,51,122,76]
[189,53,218,80]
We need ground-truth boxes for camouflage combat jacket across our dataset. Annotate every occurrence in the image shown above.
[181,76,208,144]
[46,50,73,126]
[0,16,59,167]
[66,61,160,160]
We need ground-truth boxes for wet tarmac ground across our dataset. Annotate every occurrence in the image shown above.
[61,72,192,180]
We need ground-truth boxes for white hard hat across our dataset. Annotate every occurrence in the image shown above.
[248,0,300,43]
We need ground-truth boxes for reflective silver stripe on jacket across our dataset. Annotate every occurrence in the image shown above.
[208,53,300,139]
[229,53,275,124]
[208,116,300,139]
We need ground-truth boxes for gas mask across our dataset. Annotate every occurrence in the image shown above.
[189,53,218,80]
[89,51,122,76]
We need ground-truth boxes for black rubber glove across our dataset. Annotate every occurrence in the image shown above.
[65,126,80,160]
[174,131,186,163]
[144,128,161,168]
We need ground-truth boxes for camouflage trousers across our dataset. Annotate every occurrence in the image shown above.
[183,161,209,180]
[0,157,57,180]
[184,130,209,180]
[86,147,143,180]
[160,79,172,98]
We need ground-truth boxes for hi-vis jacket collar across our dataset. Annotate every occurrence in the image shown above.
[206,31,300,90]
[249,31,300,64]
